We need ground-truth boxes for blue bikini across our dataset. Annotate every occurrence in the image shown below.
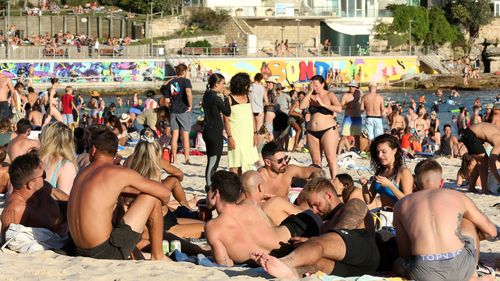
[373,178,401,202]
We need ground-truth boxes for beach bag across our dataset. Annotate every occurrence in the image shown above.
[1,224,68,253]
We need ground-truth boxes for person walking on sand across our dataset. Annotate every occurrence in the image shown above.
[338,81,363,153]
[163,64,193,164]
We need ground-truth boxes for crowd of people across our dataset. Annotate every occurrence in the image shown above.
[0,64,497,280]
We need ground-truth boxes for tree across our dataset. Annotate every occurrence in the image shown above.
[426,7,460,45]
[390,5,429,44]
[447,0,493,38]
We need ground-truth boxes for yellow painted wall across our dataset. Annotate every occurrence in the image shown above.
[171,56,419,86]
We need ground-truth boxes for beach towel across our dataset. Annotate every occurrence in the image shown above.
[1,224,68,253]
[310,271,406,281]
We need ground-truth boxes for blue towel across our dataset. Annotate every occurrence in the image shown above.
[172,250,218,267]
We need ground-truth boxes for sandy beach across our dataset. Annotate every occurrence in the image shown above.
[0,151,498,280]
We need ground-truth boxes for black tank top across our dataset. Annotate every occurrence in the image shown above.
[440,135,452,155]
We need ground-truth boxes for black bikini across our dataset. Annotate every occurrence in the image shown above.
[307,105,336,139]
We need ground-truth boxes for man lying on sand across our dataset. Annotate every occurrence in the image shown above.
[259,142,321,199]
[460,123,500,194]
[68,128,170,260]
[1,152,67,243]
[241,171,304,226]
[205,170,322,266]
[251,177,379,278]
[394,159,497,281]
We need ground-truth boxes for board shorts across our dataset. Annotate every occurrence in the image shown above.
[74,220,142,260]
[341,116,362,136]
[396,235,476,281]
[329,228,380,277]
[365,116,384,140]
[170,112,191,132]
[461,128,486,155]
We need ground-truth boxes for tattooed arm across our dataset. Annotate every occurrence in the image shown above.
[331,199,369,230]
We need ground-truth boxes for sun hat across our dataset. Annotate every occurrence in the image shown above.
[347,80,359,88]
[119,113,130,123]
[266,77,277,84]
[275,83,285,90]
[91,90,100,97]
[486,103,494,109]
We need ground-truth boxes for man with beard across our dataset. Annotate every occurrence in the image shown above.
[258,142,321,199]
[251,177,379,278]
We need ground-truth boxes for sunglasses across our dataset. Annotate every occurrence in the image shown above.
[267,155,290,165]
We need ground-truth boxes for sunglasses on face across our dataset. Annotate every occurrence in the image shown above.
[267,155,290,165]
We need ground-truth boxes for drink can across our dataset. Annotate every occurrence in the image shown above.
[170,240,181,253]
[162,240,169,255]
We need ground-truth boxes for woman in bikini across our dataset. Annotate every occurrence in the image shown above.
[39,121,78,195]
[300,75,342,178]
[362,134,413,208]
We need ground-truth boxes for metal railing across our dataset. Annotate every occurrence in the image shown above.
[0,44,441,60]
[215,6,393,18]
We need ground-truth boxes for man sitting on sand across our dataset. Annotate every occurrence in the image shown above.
[68,128,170,260]
[460,123,500,194]
[251,177,380,278]
[394,159,497,281]
[241,170,303,226]
[205,170,322,266]
[1,153,68,243]
[6,119,40,163]
[259,142,321,199]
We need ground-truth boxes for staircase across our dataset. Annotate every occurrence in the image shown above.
[419,55,451,74]
[226,17,255,50]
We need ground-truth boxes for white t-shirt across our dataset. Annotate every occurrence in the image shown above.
[249,83,266,113]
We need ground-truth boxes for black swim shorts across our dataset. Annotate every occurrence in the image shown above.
[461,128,486,155]
[329,229,381,277]
[0,101,11,121]
[74,220,142,260]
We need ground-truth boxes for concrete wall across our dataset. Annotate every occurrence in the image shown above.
[160,35,226,49]
[0,16,143,39]
[246,18,320,48]
[151,16,184,38]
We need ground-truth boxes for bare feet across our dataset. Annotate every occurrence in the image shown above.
[250,252,299,279]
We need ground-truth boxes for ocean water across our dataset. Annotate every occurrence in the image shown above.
[100,89,499,135]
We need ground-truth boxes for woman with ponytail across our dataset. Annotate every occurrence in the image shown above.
[202,73,231,188]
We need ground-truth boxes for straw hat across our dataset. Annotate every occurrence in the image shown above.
[91,90,100,97]
[347,81,359,88]
[119,113,130,123]
[486,103,494,109]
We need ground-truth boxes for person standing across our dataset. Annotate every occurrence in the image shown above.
[61,86,78,126]
[163,64,193,164]
[248,73,267,133]
[202,73,231,187]
[360,82,386,141]
[224,72,259,175]
[338,81,363,153]
[0,72,16,121]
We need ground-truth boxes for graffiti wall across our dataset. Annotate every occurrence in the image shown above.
[0,60,165,84]
[170,57,419,86]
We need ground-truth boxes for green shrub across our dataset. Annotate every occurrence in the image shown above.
[185,40,211,48]
[387,34,406,48]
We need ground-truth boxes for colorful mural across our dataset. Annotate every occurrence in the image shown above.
[169,57,419,86]
[0,61,165,84]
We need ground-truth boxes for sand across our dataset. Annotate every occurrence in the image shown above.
[0,152,498,280]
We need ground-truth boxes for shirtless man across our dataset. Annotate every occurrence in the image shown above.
[360,82,386,141]
[6,119,40,163]
[68,128,170,260]
[405,107,418,131]
[1,153,68,243]
[205,170,322,266]
[241,171,303,226]
[460,122,500,194]
[0,72,16,121]
[251,177,380,278]
[338,81,363,153]
[28,103,44,129]
[258,141,321,199]
[394,159,497,281]
[390,106,405,130]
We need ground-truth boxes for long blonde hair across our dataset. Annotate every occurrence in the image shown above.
[129,129,162,181]
[39,122,76,164]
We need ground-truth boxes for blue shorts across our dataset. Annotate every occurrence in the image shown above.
[365,117,384,140]
[341,116,362,136]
